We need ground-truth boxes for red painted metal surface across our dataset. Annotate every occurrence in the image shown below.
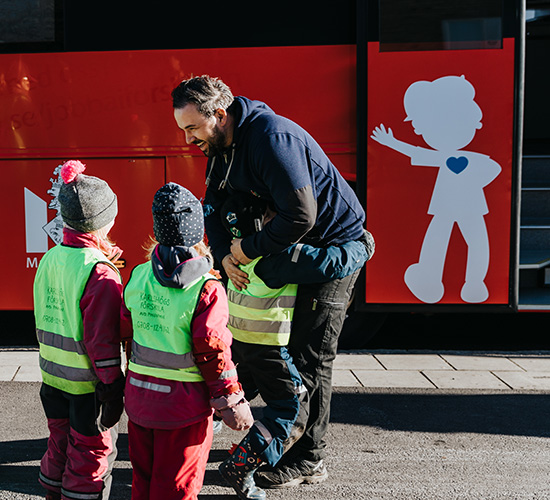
[365,39,516,305]
[0,46,356,161]
[0,45,356,309]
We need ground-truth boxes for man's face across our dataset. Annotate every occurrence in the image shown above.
[174,104,227,157]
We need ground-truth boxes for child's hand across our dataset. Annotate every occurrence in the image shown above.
[222,253,250,291]
[210,390,254,431]
[230,238,252,265]
[371,124,395,147]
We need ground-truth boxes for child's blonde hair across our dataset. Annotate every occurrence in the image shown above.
[144,236,213,262]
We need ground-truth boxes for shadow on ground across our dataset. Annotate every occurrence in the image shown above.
[330,388,550,438]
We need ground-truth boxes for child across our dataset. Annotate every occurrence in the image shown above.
[371,75,501,303]
[33,160,125,500]
[218,193,307,500]
[121,182,253,500]
[218,193,375,498]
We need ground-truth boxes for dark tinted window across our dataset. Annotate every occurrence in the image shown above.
[0,0,355,54]
[379,0,503,51]
[0,0,56,43]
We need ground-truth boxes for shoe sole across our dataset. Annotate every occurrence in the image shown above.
[259,470,328,489]
[219,465,266,500]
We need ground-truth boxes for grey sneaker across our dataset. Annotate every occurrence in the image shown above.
[254,458,328,489]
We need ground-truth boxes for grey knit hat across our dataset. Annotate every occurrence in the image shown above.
[58,160,118,233]
[152,183,204,247]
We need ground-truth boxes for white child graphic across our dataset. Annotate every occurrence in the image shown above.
[371,75,501,303]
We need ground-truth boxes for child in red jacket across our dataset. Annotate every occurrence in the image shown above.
[33,160,125,500]
[121,182,253,500]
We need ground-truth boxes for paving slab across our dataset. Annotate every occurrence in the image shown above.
[352,369,436,389]
[13,365,41,382]
[0,351,39,364]
[332,369,362,387]
[423,370,510,390]
[493,371,550,390]
[334,354,384,370]
[508,357,550,372]
[374,354,453,371]
[440,354,522,371]
[0,366,19,382]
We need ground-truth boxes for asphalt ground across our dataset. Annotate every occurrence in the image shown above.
[1,381,550,500]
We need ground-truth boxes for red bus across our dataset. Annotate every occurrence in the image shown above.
[1,0,547,348]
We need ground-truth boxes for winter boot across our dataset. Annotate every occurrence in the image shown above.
[219,435,266,500]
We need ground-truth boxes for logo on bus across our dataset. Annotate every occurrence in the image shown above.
[24,164,64,267]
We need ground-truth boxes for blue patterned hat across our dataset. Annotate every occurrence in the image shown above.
[152,183,204,247]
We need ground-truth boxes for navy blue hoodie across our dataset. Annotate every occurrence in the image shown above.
[203,96,365,265]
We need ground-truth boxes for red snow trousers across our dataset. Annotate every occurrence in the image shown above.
[39,383,118,500]
[128,417,213,500]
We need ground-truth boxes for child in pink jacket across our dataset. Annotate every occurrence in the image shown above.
[34,160,125,500]
[121,182,253,500]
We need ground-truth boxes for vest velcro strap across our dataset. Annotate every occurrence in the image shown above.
[129,376,171,394]
[218,368,237,380]
[228,315,292,334]
[95,357,122,368]
[131,341,196,370]
[227,289,296,310]
[40,356,98,382]
[37,329,87,355]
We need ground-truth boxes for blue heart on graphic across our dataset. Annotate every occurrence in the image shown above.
[446,156,468,174]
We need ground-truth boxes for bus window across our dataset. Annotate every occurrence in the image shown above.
[0,0,62,53]
[379,0,503,51]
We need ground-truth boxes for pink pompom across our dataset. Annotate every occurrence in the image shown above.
[60,160,86,183]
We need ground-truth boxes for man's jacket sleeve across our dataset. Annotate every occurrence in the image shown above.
[241,132,317,260]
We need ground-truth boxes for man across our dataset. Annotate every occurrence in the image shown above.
[171,75,373,491]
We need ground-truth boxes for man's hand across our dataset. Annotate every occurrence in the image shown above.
[222,253,250,291]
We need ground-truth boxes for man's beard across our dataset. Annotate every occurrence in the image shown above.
[202,126,228,158]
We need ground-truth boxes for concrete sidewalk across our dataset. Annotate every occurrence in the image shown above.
[3,347,550,391]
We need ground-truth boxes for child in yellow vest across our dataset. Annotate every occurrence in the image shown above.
[218,194,306,500]
[121,183,253,500]
[33,160,125,500]
[219,193,374,499]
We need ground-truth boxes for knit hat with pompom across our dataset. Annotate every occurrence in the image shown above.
[58,160,118,233]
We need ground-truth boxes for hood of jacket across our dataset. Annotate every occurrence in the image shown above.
[151,244,212,289]
[229,96,274,145]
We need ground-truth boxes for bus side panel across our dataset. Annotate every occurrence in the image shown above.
[365,39,515,305]
[0,46,357,166]
[1,45,357,310]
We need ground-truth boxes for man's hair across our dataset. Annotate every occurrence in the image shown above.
[171,75,234,117]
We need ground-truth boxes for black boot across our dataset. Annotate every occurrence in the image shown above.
[219,435,266,500]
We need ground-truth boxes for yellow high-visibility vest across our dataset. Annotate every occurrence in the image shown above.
[34,245,120,395]
[124,262,212,382]
[227,258,297,346]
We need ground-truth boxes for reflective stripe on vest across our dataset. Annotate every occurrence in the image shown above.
[33,245,119,395]
[227,258,297,346]
[124,262,210,382]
